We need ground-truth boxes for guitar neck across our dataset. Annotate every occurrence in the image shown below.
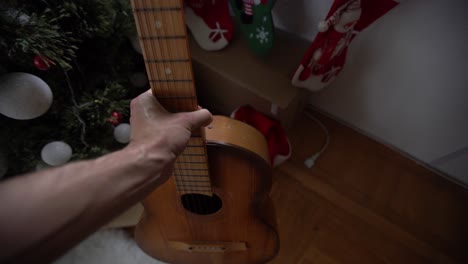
[131,0,198,112]
[131,0,212,196]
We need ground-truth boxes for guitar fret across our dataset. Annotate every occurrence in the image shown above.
[139,39,188,60]
[157,96,197,100]
[133,7,182,12]
[176,179,210,182]
[145,59,190,63]
[174,168,208,171]
[140,35,185,40]
[180,153,205,157]
[150,79,192,83]
[175,174,209,178]
[130,0,214,196]
[177,187,213,190]
[175,172,209,176]
[177,183,211,188]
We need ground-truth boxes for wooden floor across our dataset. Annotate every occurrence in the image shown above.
[269,110,468,264]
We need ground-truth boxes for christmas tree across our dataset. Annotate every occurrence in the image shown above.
[0,0,148,177]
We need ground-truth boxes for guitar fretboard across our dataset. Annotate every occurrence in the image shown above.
[131,0,212,195]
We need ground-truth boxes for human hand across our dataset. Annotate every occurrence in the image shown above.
[127,90,212,184]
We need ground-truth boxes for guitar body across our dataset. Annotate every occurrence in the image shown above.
[129,0,279,261]
[135,116,279,264]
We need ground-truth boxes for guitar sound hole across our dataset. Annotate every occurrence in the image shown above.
[181,193,222,215]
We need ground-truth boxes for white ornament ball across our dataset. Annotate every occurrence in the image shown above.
[114,123,131,144]
[0,72,53,120]
[41,141,73,166]
[129,72,148,88]
[6,9,30,25]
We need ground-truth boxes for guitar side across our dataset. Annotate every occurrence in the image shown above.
[135,116,279,264]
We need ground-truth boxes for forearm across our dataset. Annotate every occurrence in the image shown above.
[0,146,166,263]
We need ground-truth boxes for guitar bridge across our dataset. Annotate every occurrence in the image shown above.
[168,241,247,252]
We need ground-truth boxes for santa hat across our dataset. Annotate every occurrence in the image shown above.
[231,105,291,167]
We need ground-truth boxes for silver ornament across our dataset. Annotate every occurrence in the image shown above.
[114,123,131,144]
[129,72,148,88]
[5,9,30,25]
[41,141,73,166]
[0,72,53,120]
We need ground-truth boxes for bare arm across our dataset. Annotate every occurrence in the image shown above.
[0,90,212,263]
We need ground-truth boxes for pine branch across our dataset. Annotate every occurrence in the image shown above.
[0,7,78,69]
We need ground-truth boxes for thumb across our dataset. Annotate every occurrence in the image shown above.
[185,109,213,131]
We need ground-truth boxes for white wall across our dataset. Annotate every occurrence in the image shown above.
[273,0,468,185]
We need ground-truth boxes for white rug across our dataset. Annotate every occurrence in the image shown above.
[53,229,167,264]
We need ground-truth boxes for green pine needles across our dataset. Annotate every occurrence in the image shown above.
[0,0,147,176]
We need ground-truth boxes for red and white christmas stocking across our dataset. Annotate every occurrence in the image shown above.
[184,0,233,51]
[231,105,291,167]
[292,0,399,92]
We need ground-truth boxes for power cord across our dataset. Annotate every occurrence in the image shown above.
[303,112,330,168]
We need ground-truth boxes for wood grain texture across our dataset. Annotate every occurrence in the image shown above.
[130,2,279,263]
[204,116,270,164]
[135,116,279,264]
[131,0,213,194]
[268,110,468,263]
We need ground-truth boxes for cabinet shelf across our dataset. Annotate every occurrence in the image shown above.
[189,27,310,128]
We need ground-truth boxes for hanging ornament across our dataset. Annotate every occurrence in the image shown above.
[0,152,8,179]
[129,72,148,88]
[41,141,73,166]
[229,0,277,55]
[114,123,131,144]
[292,0,399,92]
[33,55,54,71]
[184,0,233,51]
[0,72,53,120]
[5,9,30,25]
[108,111,123,126]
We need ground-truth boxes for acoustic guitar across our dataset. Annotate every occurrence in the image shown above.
[130,0,279,263]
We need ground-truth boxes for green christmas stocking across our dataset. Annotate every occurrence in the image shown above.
[230,0,277,55]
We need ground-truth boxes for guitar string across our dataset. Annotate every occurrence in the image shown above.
[154,0,200,229]
[190,0,212,214]
[166,1,207,235]
[186,12,210,217]
[172,0,202,237]
[177,0,210,230]
[185,0,212,217]
[134,0,174,245]
[173,0,218,236]
[140,0,195,240]
[163,1,198,237]
[171,0,209,216]
[162,0,204,235]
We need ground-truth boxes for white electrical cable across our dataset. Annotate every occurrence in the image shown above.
[303,112,330,168]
